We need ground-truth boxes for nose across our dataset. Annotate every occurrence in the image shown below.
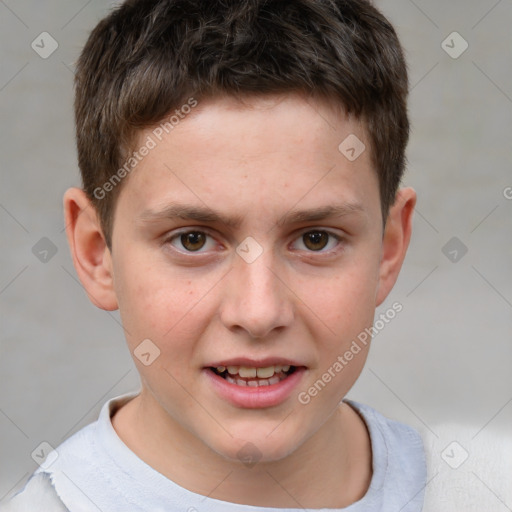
[218,250,294,339]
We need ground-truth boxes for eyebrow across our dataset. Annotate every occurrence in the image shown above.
[139,204,244,228]
[139,201,365,228]
[276,202,365,227]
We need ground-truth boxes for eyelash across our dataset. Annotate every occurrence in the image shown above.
[164,229,344,255]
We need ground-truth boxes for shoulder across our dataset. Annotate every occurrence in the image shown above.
[0,422,99,512]
[346,399,426,463]
[415,419,512,511]
[0,473,68,512]
[348,402,512,511]
[2,393,139,512]
[344,399,427,511]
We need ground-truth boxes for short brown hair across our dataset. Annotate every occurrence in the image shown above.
[75,0,409,248]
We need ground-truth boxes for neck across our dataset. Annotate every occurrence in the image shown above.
[111,390,372,508]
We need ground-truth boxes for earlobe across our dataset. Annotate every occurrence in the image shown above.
[375,187,416,307]
[63,187,118,311]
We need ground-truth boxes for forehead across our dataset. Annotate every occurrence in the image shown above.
[119,94,380,225]
[165,93,363,160]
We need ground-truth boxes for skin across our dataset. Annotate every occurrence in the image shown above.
[64,94,416,508]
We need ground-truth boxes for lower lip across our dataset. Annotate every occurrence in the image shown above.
[204,367,306,409]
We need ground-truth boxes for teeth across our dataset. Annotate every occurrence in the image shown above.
[256,366,274,378]
[238,366,257,378]
[218,365,292,377]
[228,377,277,387]
[268,376,280,385]
[214,364,296,387]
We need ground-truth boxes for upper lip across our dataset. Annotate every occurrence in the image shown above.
[205,357,305,368]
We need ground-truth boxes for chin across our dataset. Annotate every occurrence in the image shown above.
[206,425,305,466]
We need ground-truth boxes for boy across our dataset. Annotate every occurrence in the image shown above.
[5,0,426,510]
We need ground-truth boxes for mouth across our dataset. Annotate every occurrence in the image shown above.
[203,360,307,408]
[208,364,298,387]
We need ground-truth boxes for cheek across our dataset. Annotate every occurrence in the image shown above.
[292,254,379,399]
[297,261,378,335]
[113,253,213,352]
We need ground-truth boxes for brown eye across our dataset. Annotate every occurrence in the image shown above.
[302,231,329,251]
[180,231,207,251]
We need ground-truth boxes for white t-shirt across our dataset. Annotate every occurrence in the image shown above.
[2,393,427,512]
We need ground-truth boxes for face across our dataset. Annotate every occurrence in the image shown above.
[108,94,387,463]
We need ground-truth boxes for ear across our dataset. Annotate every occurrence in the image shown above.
[63,187,118,311]
[375,187,416,307]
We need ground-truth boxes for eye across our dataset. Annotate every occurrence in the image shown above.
[168,230,216,253]
[291,230,341,252]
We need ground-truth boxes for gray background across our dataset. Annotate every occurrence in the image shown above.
[1,0,511,508]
